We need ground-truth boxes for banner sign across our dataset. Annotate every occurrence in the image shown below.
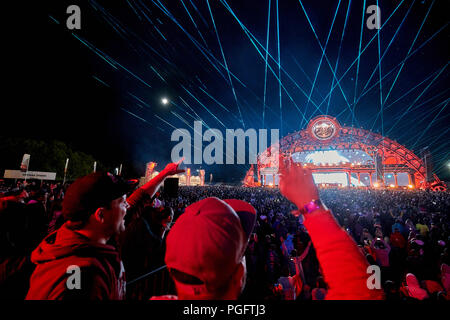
[4,170,56,180]
[64,158,69,174]
[260,167,278,175]
[20,154,30,171]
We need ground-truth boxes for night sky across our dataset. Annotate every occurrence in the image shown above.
[3,0,449,183]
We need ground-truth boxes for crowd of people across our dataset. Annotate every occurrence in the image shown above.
[165,186,449,300]
[0,164,449,300]
[0,180,66,298]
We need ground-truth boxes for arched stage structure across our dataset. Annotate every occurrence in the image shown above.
[243,115,446,191]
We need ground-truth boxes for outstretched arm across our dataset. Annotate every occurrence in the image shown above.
[278,156,384,300]
[126,159,185,208]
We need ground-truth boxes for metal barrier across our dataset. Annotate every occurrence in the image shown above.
[126,264,175,299]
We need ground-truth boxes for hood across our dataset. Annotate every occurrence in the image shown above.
[31,222,119,265]
[405,273,428,300]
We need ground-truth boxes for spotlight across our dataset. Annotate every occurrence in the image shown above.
[161,97,169,105]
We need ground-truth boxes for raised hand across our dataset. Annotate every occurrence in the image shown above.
[161,158,185,176]
[278,154,319,209]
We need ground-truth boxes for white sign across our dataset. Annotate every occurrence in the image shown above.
[64,158,70,174]
[20,154,30,171]
[4,170,56,180]
[261,167,279,175]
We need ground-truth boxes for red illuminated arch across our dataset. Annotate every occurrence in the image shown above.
[247,115,445,190]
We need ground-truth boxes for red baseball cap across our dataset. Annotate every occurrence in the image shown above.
[165,197,256,297]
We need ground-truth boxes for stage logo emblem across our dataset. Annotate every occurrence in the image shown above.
[311,119,336,140]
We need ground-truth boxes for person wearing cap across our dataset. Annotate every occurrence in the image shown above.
[26,161,183,300]
[151,197,257,300]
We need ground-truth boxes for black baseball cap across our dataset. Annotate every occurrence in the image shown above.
[62,172,136,222]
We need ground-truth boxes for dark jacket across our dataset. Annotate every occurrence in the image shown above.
[26,223,125,300]
[120,210,173,300]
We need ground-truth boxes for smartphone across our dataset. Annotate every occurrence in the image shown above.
[163,177,179,198]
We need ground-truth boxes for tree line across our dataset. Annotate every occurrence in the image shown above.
[0,137,110,181]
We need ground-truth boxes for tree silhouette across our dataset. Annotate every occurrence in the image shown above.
[0,137,108,181]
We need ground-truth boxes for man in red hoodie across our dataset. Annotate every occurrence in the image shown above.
[26,162,183,300]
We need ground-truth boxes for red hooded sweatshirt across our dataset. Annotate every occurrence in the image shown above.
[26,223,125,300]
